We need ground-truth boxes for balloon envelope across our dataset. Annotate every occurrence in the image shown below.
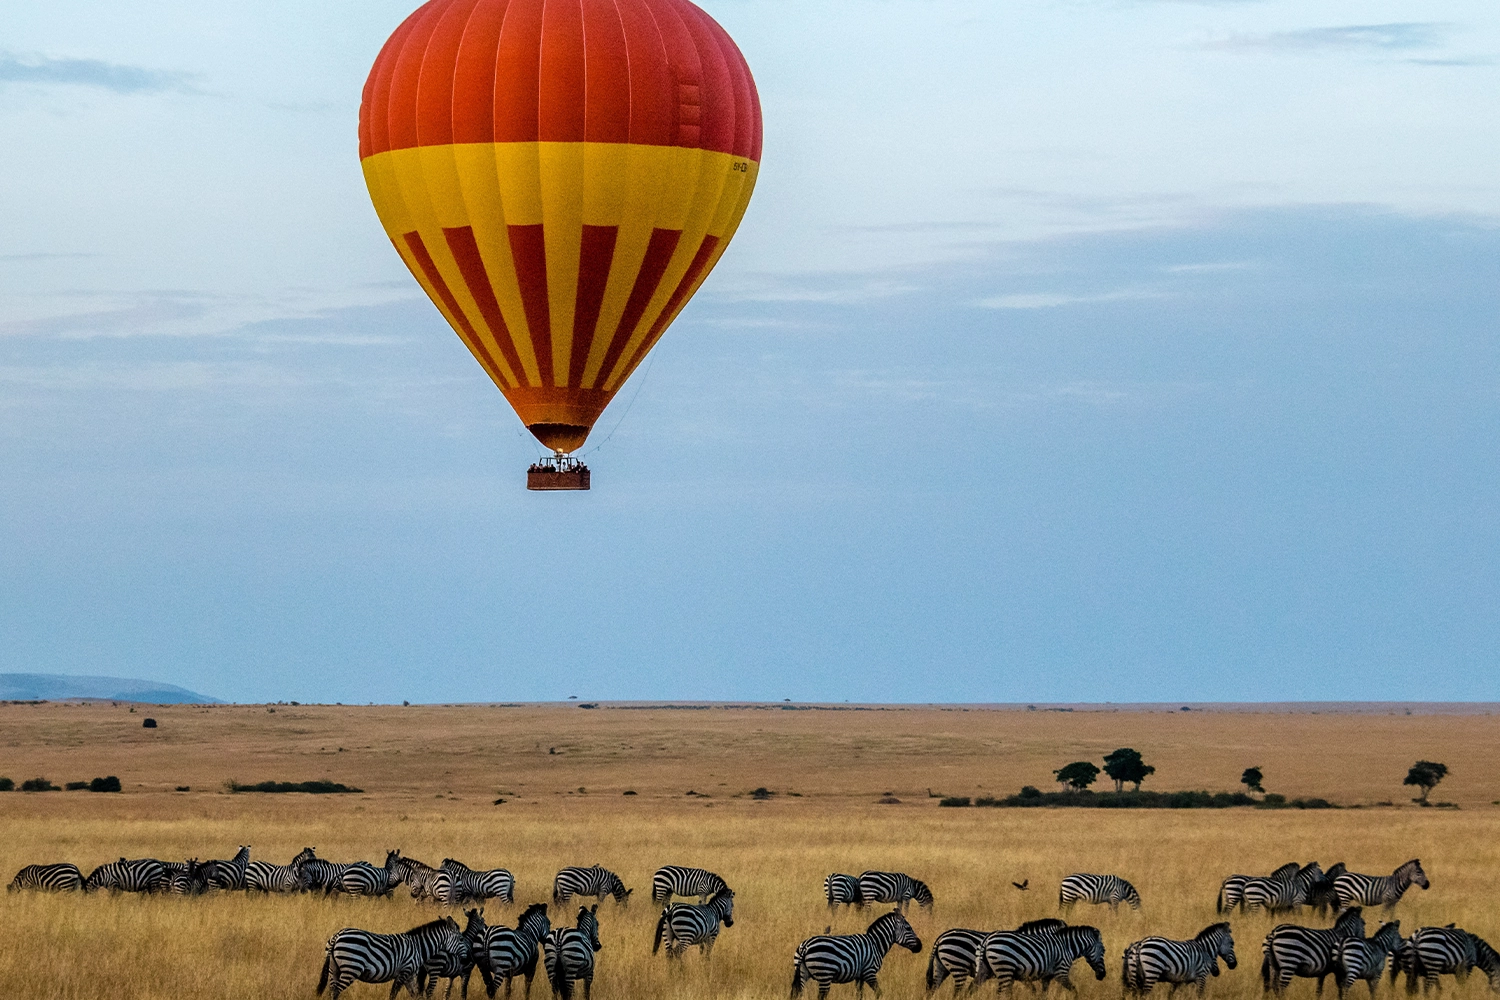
[360,0,762,453]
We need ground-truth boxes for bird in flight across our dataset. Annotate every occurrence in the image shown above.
[1012,879,1029,891]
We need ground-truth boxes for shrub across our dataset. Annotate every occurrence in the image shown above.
[0,777,13,791]
[142,718,157,728]
[750,787,773,800]
[939,796,971,807]
[227,780,362,794]
[21,777,58,792]
[64,781,90,791]
[1019,785,1043,799]
[90,776,122,793]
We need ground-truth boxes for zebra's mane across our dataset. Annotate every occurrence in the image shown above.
[1196,922,1232,942]
[519,902,549,920]
[404,917,459,935]
[1396,859,1423,876]
[1270,862,1300,879]
[1016,918,1067,934]
[1325,862,1347,878]
[1334,908,1365,931]
[864,910,911,936]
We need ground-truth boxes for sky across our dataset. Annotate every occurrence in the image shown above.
[1,1,1497,704]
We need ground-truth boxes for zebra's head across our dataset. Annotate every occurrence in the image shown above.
[578,904,602,952]
[1333,907,1366,939]
[518,902,552,941]
[1400,859,1429,890]
[610,878,633,905]
[384,850,406,883]
[463,908,488,945]
[1372,922,1403,954]
[1067,926,1107,981]
[1198,922,1236,970]
[1295,863,1325,888]
[709,889,735,926]
[1120,880,1142,909]
[291,847,316,868]
[912,878,935,909]
[867,910,922,955]
[1466,935,1500,992]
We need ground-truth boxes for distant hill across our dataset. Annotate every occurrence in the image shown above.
[0,673,220,704]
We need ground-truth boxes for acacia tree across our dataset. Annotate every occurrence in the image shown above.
[1102,748,1155,792]
[1403,761,1448,803]
[1054,761,1100,792]
[1241,767,1265,794]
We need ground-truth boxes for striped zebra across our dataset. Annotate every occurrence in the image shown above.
[436,859,515,906]
[339,851,407,897]
[302,857,369,895]
[1309,865,1347,915]
[8,863,85,892]
[1333,861,1429,912]
[791,909,923,999]
[317,916,465,1000]
[1261,907,1366,995]
[1123,923,1236,996]
[1220,864,1300,914]
[653,889,735,960]
[475,901,551,999]
[420,907,487,1000]
[1396,926,1500,994]
[824,874,865,912]
[84,858,170,894]
[552,865,630,907]
[1333,921,1403,999]
[652,865,729,904]
[395,855,443,901]
[163,859,209,895]
[976,924,1107,994]
[1060,873,1141,912]
[246,847,315,893]
[858,871,934,913]
[927,919,1068,995]
[1245,864,1325,914]
[202,845,251,891]
[543,904,602,1000]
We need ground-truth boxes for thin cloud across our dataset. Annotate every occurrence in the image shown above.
[975,288,1168,310]
[0,53,200,95]
[1205,23,1447,54]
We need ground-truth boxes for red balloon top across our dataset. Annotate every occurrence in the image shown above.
[360,0,763,161]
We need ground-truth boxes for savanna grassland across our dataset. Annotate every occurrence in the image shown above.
[2,701,1499,1000]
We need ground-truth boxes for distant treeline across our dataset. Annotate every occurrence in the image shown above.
[227,780,362,794]
[939,788,1339,809]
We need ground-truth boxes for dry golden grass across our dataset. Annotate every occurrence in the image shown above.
[2,702,1499,1000]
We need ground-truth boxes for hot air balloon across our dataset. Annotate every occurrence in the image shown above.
[359,0,762,490]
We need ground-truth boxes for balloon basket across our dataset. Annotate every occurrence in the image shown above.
[527,454,591,491]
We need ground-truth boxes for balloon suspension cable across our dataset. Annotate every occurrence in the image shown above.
[578,350,659,459]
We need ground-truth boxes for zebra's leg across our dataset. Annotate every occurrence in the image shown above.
[1317,974,1328,995]
[867,971,882,998]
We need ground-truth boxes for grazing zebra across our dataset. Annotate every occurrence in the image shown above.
[1122,923,1236,996]
[8,863,85,892]
[1060,873,1141,912]
[791,909,923,999]
[1245,864,1325,914]
[1397,927,1500,994]
[1261,907,1366,995]
[339,851,407,897]
[825,874,865,911]
[858,871,934,913]
[202,845,251,891]
[475,901,551,999]
[1309,865,1347,916]
[1333,861,1429,912]
[976,924,1107,994]
[1221,864,1300,915]
[543,905,602,1000]
[84,858,170,894]
[653,889,735,960]
[652,865,729,904]
[246,847,315,893]
[164,859,210,895]
[552,865,630,907]
[396,855,443,901]
[926,919,1068,995]
[1333,921,1403,999]
[420,907,486,1000]
[302,857,369,895]
[436,859,515,906]
[317,916,465,1000]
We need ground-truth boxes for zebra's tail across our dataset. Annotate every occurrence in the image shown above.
[791,945,809,997]
[924,945,944,992]
[653,909,668,954]
[1217,885,1226,914]
[316,951,331,996]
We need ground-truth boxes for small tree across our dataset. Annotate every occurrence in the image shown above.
[1241,767,1265,794]
[1102,748,1156,792]
[1054,761,1100,792]
[1403,761,1448,803]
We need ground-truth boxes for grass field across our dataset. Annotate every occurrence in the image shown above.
[2,702,1498,1000]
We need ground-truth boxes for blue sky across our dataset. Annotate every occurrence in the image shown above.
[1,2,1497,703]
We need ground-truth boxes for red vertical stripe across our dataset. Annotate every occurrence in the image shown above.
[492,0,544,143]
[679,3,735,156]
[618,233,718,379]
[400,231,508,386]
[452,0,508,143]
[386,2,448,154]
[581,0,631,144]
[415,0,480,147]
[594,227,681,388]
[570,224,618,385]
[507,224,554,385]
[614,0,676,147]
[442,226,529,385]
[538,0,586,142]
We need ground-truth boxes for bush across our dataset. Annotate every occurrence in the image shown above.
[1019,785,1043,799]
[64,781,90,791]
[227,780,362,794]
[0,777,12,791]
[90,776,122,793]
[142,718,157,729]
[939,796,971,807]
[750,787,773,800]
[21,777,58,792]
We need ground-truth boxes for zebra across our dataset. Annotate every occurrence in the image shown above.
[543,904,602,1000]
[825,874,865,911]
[1245,864,1325,914]
[1060,873,1141,912]
[395,855,443,901]
[420,907,487,1000]
[1261,907,1366,995]
[1396,927,1500,994]
[202,845,251,891]
[246,847,315,893]
[858,871,934,913]
[927,919,1068,995]
[302,857,369,895]
[8,863,85,891]
[552,865,630,907]
[976,924,1107,994]
[317,916,465,1000]
[339,851,407,897]
[84,858,170,894]
[1220,864,1300,915]
[163,858,210,895]
[1333,921,1403,999]
[1122,923,1236,996]
[653,889,735,960]
[436,859,515,905]
[475,901,551,999]
[652,865,729,904]
[791,909,923,999]
[1333,861,1429,912]
[1309,865,1347,916]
